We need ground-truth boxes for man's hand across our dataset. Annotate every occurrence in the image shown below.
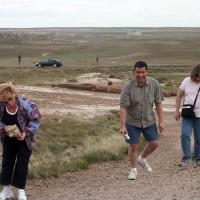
[120,127,129,139]
[158,122,165,133]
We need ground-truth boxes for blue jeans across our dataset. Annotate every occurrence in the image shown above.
[181,117,200,158]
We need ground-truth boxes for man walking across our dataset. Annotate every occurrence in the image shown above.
[120,61,164,180]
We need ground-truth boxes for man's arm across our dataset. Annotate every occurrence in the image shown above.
[120,107,128,137]
[120,107,126,128]
[155,102,164,133]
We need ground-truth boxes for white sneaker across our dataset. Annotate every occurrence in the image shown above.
[0,185,14,200]
[137,155,152,172]
[128,168,137,180]
[18,189,27,200]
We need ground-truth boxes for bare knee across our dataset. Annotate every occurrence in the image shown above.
[129,144,138,152]
[149,140,159,149]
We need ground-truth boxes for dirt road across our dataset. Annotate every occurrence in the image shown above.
[10,85,200,200]
[22,112,200,200]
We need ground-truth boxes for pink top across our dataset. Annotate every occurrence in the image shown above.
[180,77,200,117]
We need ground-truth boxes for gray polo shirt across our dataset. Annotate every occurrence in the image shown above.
[120,76,164,128]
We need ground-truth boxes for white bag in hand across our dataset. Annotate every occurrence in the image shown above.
[5,124,22,139]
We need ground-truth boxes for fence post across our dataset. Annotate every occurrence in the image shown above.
[18,55,21,68]
[96,56,98,68]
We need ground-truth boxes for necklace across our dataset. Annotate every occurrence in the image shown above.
[6,106,18,115]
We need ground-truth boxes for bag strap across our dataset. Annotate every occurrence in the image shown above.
[193,86,200,107]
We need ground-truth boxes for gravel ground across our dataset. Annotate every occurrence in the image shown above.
[3,85,200,200]
[23,112,199,200]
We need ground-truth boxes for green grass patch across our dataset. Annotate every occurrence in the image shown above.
[28,110,130,179]
[29,108,148,179]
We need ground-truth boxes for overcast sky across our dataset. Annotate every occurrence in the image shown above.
[1,0,200,28]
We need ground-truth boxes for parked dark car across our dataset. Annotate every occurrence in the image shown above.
[35,59,63,67]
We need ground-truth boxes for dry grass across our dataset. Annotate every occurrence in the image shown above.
[1,27,200,69]
[28,111,129,179]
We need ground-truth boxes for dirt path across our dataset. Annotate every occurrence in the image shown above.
[21,111,200,200]
[6,85,200,200]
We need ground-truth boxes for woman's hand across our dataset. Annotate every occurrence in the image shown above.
[18,132,26,141]
[175,111,181,121]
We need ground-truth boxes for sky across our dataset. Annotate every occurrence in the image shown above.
[0,0,200,28]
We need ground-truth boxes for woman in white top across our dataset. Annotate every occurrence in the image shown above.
[175,64,200,167]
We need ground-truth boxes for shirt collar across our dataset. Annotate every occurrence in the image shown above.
[133,76,149,87]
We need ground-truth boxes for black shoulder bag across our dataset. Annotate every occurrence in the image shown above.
[181,87,200,118]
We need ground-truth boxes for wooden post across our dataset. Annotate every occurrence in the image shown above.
[96,56,99,68]
[18,55,21,68]
[107,81,113,93]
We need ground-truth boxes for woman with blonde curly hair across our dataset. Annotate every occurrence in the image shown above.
[0,82,41,200]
